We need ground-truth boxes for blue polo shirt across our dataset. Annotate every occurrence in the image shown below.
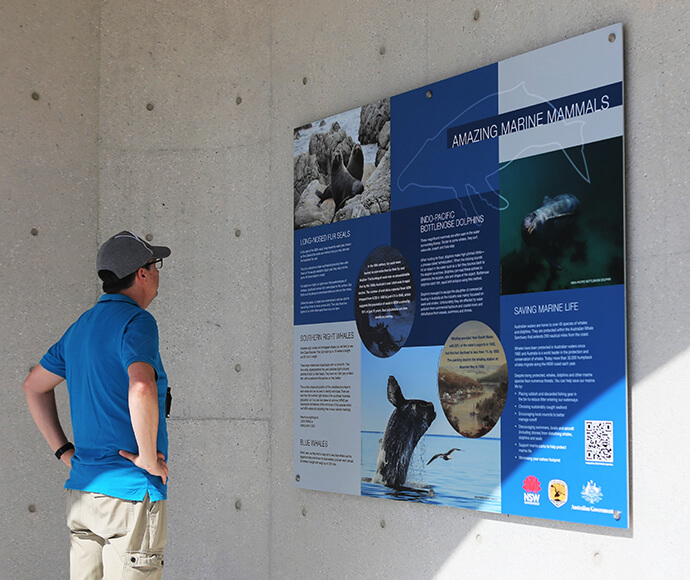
[40,294,168,501]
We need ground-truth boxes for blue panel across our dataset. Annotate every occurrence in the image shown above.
[391,64,500,212]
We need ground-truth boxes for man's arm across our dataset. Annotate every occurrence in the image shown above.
[119,361,168,484]
[23,364,74,467]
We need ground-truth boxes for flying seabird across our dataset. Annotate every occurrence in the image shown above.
[427,448,463,465]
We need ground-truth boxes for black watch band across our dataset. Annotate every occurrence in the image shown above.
[55,442,75,460]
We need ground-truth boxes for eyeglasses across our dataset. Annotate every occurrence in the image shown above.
[143,258,163,270]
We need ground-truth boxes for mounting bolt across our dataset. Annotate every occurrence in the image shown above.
[473,9,480,21]
[236,96,242,105]
[30,228,39,236]
[609,33,616,43]
[145,234,154,242]
[28,504,37,513]
[235,499,242,510]
[426,91,433,99]
[235,364,241,373]
[379,46,386,55]
[31,92,40,101]
[235,229,241,237]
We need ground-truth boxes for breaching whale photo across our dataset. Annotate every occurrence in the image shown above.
[360,352,502,510]
[371,375,436,490]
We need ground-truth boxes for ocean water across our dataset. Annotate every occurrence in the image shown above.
[361,431,501,512]
[294,108,379,166]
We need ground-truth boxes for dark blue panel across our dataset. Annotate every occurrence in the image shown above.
[391,63,500,212]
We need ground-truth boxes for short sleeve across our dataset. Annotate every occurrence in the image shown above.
[121,312,160,373]
[40,337,67,378]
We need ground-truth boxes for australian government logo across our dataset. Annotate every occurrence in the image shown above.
[572,480,615,515]
[548,479,568,507]
[581,480,603,504]
[522,475,541,506]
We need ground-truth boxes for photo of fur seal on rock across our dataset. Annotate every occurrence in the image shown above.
[293,100,391,228]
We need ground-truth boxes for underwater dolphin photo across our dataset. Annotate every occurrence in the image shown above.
[521,193,580,270]
[500,137,624,295]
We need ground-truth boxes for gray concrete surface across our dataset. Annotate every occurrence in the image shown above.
[1,1,688,578]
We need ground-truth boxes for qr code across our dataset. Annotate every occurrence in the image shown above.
[585,420,613,463]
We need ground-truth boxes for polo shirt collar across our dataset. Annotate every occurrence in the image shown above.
[98,294,141,308]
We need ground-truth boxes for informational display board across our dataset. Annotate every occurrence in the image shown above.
[293,24,627,528]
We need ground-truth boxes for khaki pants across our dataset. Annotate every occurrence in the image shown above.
[67,490,167,580]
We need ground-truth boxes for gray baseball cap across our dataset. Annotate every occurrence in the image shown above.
[97,230,171,279]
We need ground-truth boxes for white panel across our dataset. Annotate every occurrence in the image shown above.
[498,24,623,112]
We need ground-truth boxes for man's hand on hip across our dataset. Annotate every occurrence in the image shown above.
[119,449,168,484]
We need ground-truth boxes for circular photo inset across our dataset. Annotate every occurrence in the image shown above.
[355,246,415,358]
[438,320,508,438]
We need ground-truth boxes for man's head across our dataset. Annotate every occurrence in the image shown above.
[97,231,171,295]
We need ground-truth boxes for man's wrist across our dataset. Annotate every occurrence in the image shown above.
[55,442,74,460]
[139,453,158,469]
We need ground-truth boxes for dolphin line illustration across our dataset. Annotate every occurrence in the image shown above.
[396,82,595,218]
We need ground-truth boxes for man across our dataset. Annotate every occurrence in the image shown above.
[23,230,171,580]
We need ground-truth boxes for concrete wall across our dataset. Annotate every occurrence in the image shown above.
[2,1,688,579]
[1,2,100,579]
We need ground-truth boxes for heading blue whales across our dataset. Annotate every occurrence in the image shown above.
[521,193,580,270]
[374,376,436,489]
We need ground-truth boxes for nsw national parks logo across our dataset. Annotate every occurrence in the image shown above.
[548,479,568,507]
[522,475,541,506]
